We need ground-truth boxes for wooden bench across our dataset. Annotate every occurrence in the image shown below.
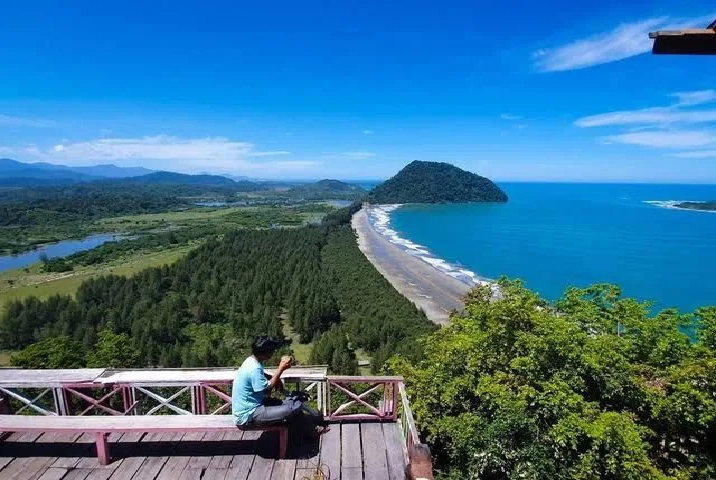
[0,414,287,465]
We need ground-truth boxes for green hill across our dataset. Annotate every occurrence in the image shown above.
[367,161,507,204]
[288,179,366,200]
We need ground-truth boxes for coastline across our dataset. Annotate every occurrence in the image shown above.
[645,200,716,213]
[352,205,482,325]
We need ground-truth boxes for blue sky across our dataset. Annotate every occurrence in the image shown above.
[1,1,715,181]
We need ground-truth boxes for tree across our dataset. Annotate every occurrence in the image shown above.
[86,323,142,368]
[389,279,716,479]
[10,336,86,369]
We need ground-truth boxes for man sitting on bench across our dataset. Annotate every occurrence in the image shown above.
[232,335,329,438]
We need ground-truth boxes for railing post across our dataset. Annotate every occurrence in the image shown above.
[0,391,10,414]
[53,387,69,415]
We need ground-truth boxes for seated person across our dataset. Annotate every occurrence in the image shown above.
[232,335,328,438]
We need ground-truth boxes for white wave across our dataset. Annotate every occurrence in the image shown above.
[365,204,496,287]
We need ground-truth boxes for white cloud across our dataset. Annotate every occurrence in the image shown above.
[672,150,716,158]
[0,114,57,128]
[671,90,716,107]
[246,151,291,157]
[341,151,376,159]
[533,14,715,72]
[577,108,716,127]
[9,135,312,174]
[576,90,716,127]
[500,114,521,120]
[602,130,716,148]
[362,130,374,135]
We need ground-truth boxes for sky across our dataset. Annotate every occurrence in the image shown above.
[1,1,715,182]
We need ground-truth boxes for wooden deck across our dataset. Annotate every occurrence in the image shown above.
[0,421,406,480]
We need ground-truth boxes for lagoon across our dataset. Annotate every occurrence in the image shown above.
[0,234,124,273]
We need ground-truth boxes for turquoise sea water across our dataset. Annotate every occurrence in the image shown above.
[389,183,716,313]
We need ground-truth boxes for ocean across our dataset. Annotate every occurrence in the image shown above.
[385,183,716,313]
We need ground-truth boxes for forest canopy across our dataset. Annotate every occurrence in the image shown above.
[1,203,434,373]
[390,279,716,480]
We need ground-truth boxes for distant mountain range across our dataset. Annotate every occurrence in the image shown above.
[0,158,366,198]
[0,158,154,184]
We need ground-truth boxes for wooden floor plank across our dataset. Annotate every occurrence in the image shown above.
[341,424,361,469]
[176,467,203,480]
[246,456,274,480]
[318,424,340,480]
[201,469,229,480]
[206,430,243,470]
[51,432,95,468]
[382,423,406,480]
[361,423,389,479]
[269,459,295,480]
[0,456,15,471]
[36,467,69,480]
[130,432,177,480]
[226,453,255,480]
[62,469,93,480]
[186,430,224,471]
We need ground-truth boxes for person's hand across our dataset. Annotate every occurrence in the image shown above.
[279,355,293,371]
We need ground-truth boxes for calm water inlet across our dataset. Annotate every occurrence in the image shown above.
[0,234,123,273]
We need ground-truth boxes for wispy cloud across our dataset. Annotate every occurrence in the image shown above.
[533,14,715,72]
[9,135,311,174]
[672,150,716,158]
[603,130,716,148]
[362,130,374,135]
[500,114,521,120]
[576,89,716,127]
[0,114,58,128]
[246,150,291,157]
[341,151,375,159]
[671,90,716,107]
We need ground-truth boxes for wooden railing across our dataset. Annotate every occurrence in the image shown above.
[0,367,434,478]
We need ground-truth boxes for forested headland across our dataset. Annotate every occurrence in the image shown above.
[675,201,716,212]
[1,203,435,373]
[368,160,508,204]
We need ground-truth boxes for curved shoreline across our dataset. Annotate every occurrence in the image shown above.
[352,205,478,325]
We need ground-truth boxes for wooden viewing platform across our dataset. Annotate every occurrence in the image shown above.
[0,367,434,480]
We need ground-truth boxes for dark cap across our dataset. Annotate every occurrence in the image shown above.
[252,335,284,355]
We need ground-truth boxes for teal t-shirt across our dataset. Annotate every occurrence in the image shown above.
[232,356,269,425]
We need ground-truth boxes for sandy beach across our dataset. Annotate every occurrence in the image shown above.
[351,206,473,325]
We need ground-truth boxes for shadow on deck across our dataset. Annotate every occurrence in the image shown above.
[0,421,406,480]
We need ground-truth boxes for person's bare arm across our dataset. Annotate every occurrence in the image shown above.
[266,356,292,392]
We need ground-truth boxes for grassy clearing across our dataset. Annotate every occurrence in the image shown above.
[0,243,196,307]
[96,207,246,230]
[0,350,14,366]
[281,316,313,365]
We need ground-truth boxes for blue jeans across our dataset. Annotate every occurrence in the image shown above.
[248,397,325,437]
[249,398,303,424]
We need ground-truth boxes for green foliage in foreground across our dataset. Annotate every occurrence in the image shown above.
[390,280,716,480]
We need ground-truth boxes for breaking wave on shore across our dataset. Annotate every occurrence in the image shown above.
[366,204,492,287]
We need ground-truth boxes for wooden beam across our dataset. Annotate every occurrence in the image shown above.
[650,19,716,55]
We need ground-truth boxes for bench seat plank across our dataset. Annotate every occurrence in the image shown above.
[0,415,286,433]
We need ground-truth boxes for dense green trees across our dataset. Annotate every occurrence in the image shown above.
[390,279,716,480]
[2,206,434,375]
[368,160,508,204]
